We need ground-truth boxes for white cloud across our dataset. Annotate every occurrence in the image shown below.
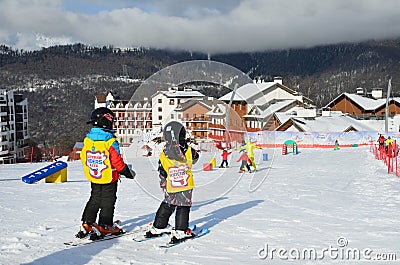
[1,0,400,53]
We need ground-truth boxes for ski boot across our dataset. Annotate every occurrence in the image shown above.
[75,222,94,239]
[145,223,173,238]
[169,228,195,244]
[90,220,123,240]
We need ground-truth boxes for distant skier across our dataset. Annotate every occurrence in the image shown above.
[385,136,394,156]
[143,145,153,157]
[237,151,252,173]
[219,148,232,168]
[236,139,262,171]
[76,107,135,239]
[385,136,393,153]
[378,134,385,149]
[334,139,339,150]
[145,121,199,244]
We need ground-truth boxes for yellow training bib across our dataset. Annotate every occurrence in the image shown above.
[159,146,194,193]
[80,137,115,184]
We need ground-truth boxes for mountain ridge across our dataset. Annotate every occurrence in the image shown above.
[1,40,399,150]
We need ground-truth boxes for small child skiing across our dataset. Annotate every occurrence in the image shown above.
[237,151,252,173]
[236,139,262,171]
[334,139,339,150]
[219,148,232,168]
[146,121,199,244]
[76,107,135,240]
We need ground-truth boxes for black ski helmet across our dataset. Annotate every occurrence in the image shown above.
[163,121,186,144]
[87,107,115,129]
[163,121,187,161]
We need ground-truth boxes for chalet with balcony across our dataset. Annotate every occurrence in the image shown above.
[324,90,400,119]
[208,77,314,140]
[174,99,214,140]
[95,92,152,146]
[206,102,247,142]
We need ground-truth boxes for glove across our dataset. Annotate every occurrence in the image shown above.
[127,168,136,179]
[120,165,136,179]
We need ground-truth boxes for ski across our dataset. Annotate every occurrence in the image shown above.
[64,230,131,247]
[159,227,209,248]
[132,224,195,242]
[65,220,131,247]
[132,231,170,242]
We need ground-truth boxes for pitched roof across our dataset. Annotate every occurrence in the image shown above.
[244,99,298,119]
[175,99,214,112]
[277,113,376,132]
[218,82,312,103]
[344,93,386,110]
[206,103,227,116]
[325,92,400,111]
[218,82,276,101]
[152,90,205,98]
[274,112,293,125]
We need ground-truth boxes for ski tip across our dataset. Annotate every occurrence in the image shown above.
[195,227,209,236]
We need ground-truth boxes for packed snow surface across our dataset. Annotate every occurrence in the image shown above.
[0,147,399,264]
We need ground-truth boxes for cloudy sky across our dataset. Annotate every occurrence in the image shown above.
[1,0,400,54]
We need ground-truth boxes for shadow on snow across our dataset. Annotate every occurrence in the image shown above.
[22,199,263,265]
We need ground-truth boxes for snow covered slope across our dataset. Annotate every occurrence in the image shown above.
[0,147,399,264]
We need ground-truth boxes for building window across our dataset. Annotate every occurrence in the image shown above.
[158,115,162,121]
[158,99,162,103]
[169,99,175,105]
[158,107,162,112]
[171,114,174,119]
[178,114,182,119]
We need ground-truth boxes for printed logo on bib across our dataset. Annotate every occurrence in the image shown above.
[168,164,189,187]
[86,151,108,179]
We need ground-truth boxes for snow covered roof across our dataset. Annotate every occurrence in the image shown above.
[327,92,400,111]
[282,113,377,132]
[244,99,297,119]
[344,93,386,110]
[153,90,205,98]
[274,112,294,125]
[218,82,276,101]
[206,103,227,116]
[176,99,213,112]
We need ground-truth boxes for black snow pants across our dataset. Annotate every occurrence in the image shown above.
[81,181,118,226]
[153,202,190,231]
[240,160,251,171]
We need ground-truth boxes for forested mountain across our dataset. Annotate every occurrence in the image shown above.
[1,39,400,150]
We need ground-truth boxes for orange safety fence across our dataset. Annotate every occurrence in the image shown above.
[370,142,399,178]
